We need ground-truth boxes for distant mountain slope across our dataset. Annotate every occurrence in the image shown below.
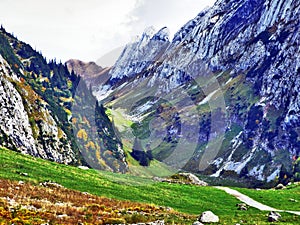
[0,27,127,172]
[66,59,104,79]
[66,59,112,92]
[94,0,300,184]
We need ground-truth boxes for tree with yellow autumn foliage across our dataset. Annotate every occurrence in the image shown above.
[77,129,88,141]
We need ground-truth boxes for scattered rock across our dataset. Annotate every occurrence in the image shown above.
[199,211,219,223]
[236,203,247,207]
[193,221,204,225]
[18,181,24,185]
[39,181,64,189]
[127,220,164,225]
[21,172,28,177]
[268,215,278,222]
[146,220,165,225]
[238,205,248,211]
[268,211,281,222]
[78,165,89,170]
[275,184,285,190]
[56,214,68,219]
[55,202,66,207]
[22,204,38,211]
[236,203,248,210]
[289,198,298,202]
[165,207,172,211]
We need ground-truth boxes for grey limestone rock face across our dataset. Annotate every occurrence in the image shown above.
[0,55,75,164]
[98,0,300,183]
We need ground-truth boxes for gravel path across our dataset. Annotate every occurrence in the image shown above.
[215,186,300,216]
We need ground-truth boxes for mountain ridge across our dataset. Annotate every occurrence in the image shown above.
[92,0,300,184]
[0,27,127,172]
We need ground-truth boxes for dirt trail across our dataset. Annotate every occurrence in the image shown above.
[215,186,300,216]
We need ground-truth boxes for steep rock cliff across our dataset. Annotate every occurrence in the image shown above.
[97,0,300,184]
[0,28,127,172]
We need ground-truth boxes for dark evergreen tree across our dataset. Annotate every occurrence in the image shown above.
[131,137,151,166]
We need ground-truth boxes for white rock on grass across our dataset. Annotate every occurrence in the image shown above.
[199,211,219,223]
[78,166,89,170]
[193,221,204,225]
[268,211,281,222]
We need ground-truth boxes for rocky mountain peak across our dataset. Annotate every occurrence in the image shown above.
[151,27,170,42]
[96,0,300,184]
[1,0,299,185]
[107,26,171,84]
[142,26,156,39]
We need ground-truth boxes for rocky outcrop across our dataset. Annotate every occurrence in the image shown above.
[104,26,170,86]
[0,56,37,155]
[0,55,75,164]
[177,173,208,186]
[153,173,208,186]
[0,27,127,172]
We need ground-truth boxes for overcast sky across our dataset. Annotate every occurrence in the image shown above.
[0,0,216,66]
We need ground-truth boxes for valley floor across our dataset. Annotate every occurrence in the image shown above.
[0,147,299,224]
[216,186,300,215]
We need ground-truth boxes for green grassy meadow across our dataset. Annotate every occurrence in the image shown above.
[0,147,299,224]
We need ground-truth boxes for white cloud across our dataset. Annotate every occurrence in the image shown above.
[130,0,215,36]
[0,0,216,65]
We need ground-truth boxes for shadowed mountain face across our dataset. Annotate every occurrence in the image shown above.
[91,0,300,185]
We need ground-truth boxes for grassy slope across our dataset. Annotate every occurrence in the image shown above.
[106,107,175,177]
[235,186,300,211]
[0,147,300,224]
[0,179,194,225]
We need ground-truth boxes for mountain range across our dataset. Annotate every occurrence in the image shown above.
[1,0,300,187]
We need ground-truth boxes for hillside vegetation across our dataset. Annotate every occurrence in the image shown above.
[0,147,300,224]
[0,27,127,172]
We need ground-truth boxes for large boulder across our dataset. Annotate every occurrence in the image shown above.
[199,211,219,223]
